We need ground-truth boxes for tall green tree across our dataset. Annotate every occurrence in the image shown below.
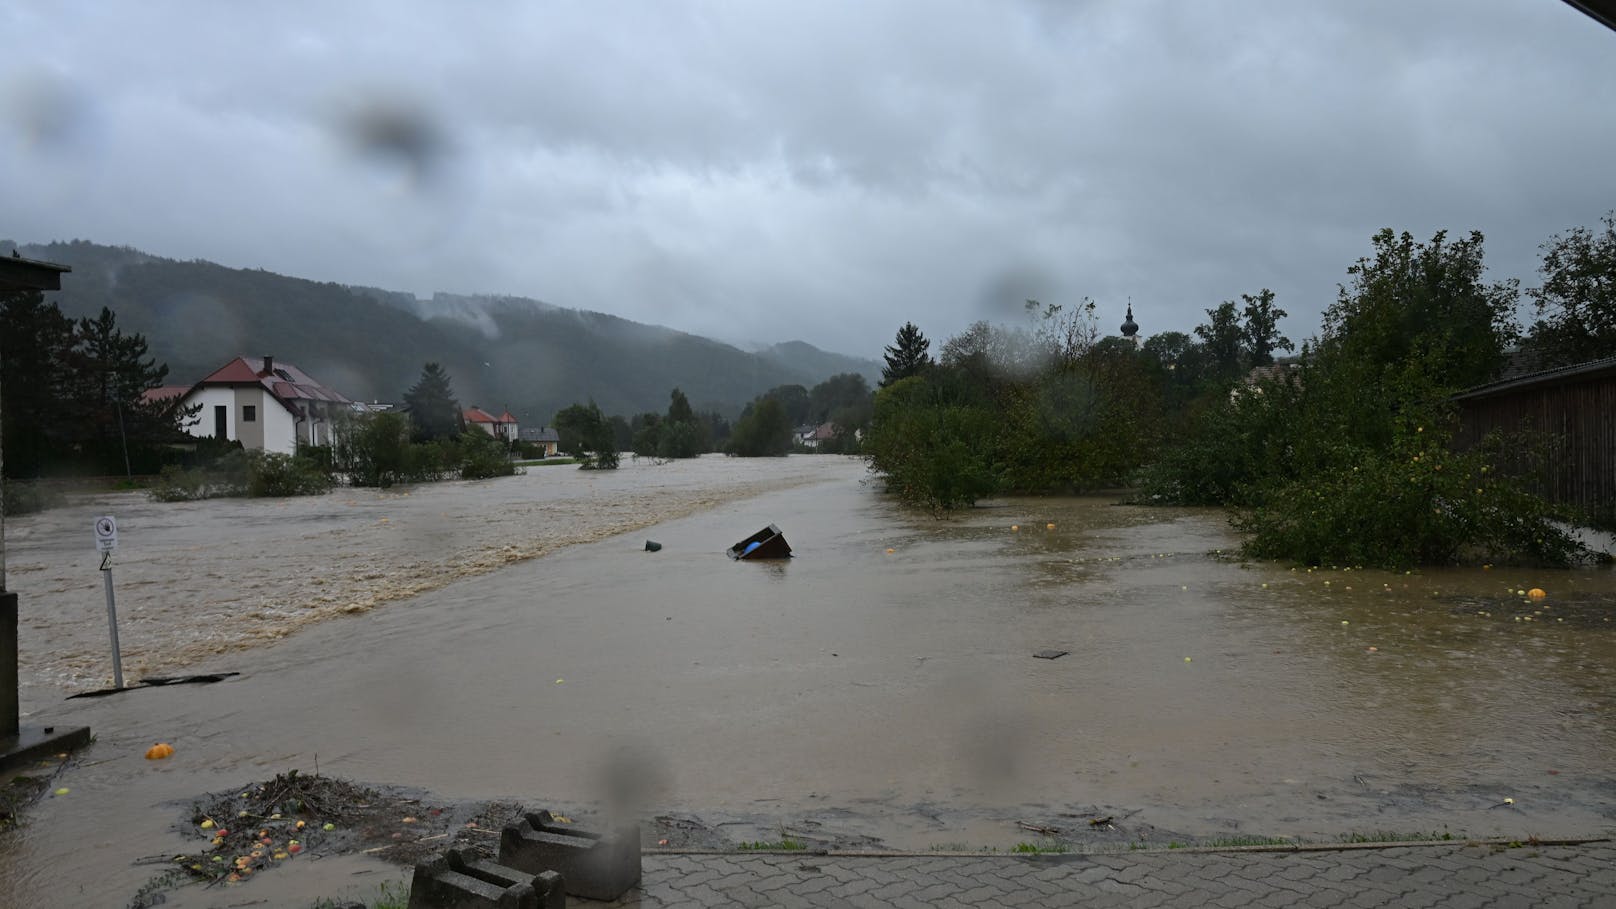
[1,291,75,477]
[61,306,176,466]
[727,396,792,456]
[881,322,933,387]
[658,387,705,458]
[762,384,810,427]
[1527,211,1616,368]
[3,294,184,477]
[402,362,460,441]
[1322,229,1518,401]
[1239,289,1293,367]
[554,400,619,469]
[808,372,872,424]
[666,387,695,425]
[1194,301,1245,384]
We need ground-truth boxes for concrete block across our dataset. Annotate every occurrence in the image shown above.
[408,848,564,909]
[499,810,641,901]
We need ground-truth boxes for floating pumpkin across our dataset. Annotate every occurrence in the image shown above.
[1527,588,1547,599]
[145,742,175,760]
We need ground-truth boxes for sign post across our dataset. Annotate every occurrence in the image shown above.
[94,516,124,690]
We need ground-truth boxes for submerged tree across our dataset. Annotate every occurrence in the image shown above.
[727,396,792,456]
[554,400,619,469]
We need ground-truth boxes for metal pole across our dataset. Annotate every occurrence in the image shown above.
[100,553,124,689]
[117,400,132,479]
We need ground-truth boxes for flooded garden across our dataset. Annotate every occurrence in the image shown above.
[1,455,1613,906]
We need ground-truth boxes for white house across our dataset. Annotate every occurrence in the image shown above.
[464,406,519,442]
[176,356,355,454]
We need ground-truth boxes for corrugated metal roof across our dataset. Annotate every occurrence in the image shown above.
[1453,355,1616,401]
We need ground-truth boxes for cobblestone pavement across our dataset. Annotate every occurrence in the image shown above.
[588,840,1616,908]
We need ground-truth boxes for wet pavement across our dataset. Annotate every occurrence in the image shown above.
[1,456,1613,906]
[595,840,1616,908]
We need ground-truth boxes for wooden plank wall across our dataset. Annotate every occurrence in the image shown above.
[1454,372,1616,521]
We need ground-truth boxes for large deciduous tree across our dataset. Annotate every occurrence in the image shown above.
[554,400,619,469]
[1527,211,1616,369]
[1321,228,1518,394]
[881,322,933,387]
[1194,301,1245,384]
[727,396,792,456]
[1239,289,1293,367]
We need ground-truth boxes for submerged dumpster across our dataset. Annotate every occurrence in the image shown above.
[727,524,792,560]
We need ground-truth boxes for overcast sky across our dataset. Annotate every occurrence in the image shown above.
[3,1,1613,359]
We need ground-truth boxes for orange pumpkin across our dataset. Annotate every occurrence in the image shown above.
[145,742,175,760]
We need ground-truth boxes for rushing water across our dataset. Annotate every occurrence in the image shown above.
[2,455,1613,906]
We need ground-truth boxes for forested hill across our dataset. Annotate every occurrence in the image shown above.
[4,240,879,421]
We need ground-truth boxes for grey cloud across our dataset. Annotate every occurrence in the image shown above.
[1,0,1612,357]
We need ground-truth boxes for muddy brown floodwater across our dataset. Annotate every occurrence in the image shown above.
[2,455,1614,906]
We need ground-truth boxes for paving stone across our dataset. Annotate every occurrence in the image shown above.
[609,842,1616,908]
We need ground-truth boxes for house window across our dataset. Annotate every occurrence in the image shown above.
[243,405,257,423]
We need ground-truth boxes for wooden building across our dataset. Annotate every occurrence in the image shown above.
[1453,356,1616,522]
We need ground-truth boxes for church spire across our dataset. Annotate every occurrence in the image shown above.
[1120,299,1139,343]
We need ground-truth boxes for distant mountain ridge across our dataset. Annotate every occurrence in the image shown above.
[3,239,880,422]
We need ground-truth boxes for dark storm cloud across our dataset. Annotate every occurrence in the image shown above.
[2,1,1612,357]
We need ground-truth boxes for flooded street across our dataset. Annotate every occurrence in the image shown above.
[3,455,1615,906]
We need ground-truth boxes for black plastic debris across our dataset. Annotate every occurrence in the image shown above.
[67,672,241,700]
[727,524,791,560]
[1032,650,1069,660]
[644,540,662,552]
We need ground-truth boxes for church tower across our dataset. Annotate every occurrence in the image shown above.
[1120,301,1140,346]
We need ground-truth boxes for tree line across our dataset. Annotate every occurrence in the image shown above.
[550,372,874,467]
[1,291,189,484]
[865,214,1616,569]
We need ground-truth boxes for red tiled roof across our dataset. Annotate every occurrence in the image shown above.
[199,358,264,384]
[191,357,353,415]
[465,407,517,425]
[141,385,191,405]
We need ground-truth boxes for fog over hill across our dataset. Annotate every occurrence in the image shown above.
[4,240,879,423]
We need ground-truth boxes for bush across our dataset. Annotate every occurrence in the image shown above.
[150,449,331,501]
[1,480,64,515]
[1235,419,1587,569]
[245,451,333,497]
[339,412,415,487]
[149,450,249,501]
[457,430,517,480]
[864,375,998,511]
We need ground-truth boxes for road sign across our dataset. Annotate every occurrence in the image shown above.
[94,515,118,553]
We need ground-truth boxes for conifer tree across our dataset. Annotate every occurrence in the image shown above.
[881,322,933,387]
[402,362,460,441]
